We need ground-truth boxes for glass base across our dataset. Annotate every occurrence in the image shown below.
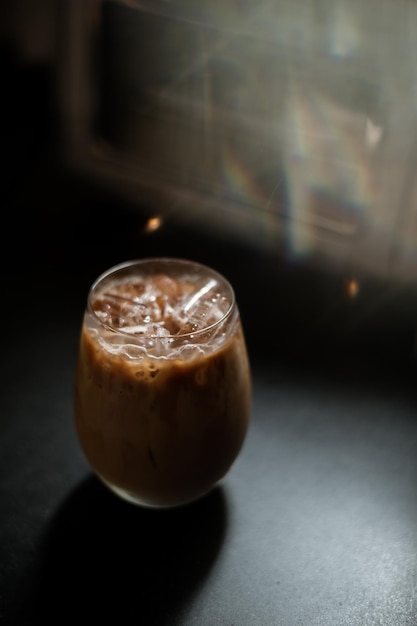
[98,475,215,510]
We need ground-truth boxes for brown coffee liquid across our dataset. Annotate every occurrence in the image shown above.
[74,268,251,507]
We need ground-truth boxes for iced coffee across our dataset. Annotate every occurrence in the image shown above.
[74,258,251,508]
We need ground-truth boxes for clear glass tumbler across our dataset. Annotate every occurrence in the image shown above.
[74,257,252,508]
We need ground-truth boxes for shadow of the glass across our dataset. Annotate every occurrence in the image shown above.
[29,474,228,625]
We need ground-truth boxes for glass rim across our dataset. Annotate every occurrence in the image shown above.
[86,256,237,340]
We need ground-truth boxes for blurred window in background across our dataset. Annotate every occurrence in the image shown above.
[5,0,417,283]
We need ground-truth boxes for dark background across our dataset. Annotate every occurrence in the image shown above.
[1,2,417,625]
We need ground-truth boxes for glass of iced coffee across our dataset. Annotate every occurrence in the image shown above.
[74,257,251,508]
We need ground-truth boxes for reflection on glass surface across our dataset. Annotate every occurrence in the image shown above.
[60,0,417,280]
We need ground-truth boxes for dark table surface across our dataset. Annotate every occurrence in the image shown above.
[2,58,417,626]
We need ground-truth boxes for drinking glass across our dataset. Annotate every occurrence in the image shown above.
[74,257,252,508]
